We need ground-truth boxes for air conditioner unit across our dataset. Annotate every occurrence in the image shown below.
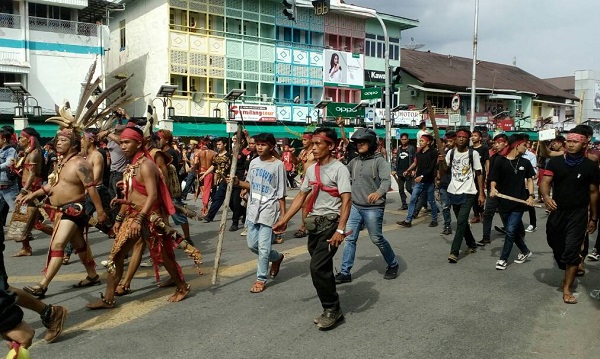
[409,89,417,97]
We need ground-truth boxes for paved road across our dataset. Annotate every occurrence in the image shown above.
[4,194,600,359]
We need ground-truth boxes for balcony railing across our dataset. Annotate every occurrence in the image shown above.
[0,13,21,29]
[28,16,98,37]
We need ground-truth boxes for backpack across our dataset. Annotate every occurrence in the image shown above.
[449,148,474,170]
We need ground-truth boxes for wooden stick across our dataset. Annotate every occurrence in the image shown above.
[426,100,446,174]
[212,124,243,285]
[496,193,543,208]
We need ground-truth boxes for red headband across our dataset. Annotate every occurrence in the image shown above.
[566,133,587,143]
[495,138,508,144]
[456,130,470,138]
[120,128,143,142]
[312,134,334,144]
[421,136,431,143]
[157,132,165,140]
[303,134,313,140]
[509,140,526,149]
[57,128,74,138]
[21,131,31,139]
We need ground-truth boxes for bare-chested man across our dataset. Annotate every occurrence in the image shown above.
[197,139,216,214]
[87,126,190,309]
[13,128,53,257]
[16,127,108,298]
[293,131,316,238]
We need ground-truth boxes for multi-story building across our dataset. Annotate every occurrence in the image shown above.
[104,0,418,135]
[0,0,113,134]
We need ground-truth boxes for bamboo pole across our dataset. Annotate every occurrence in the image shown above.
[211,124,243,285]
[496,192,543,208]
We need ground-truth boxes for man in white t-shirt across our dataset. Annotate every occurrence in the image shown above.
[416,121,430,148]
[445,129,485,263]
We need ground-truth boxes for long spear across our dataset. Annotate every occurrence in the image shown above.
[425,100,446,172]
[212,124,243,285]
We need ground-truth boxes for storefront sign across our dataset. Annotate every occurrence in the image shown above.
[364,69,386,84]
[326,102,366,118]
[394,110,422,125]
[230,105,276,122]
[361,87,382,100]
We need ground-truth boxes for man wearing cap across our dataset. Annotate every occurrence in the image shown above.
[397,133,439,228]
[445,129,485,263]
[541,127,599,304]
[273,127,351,330]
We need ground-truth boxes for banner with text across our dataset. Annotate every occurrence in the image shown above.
[326,102,366,118]
[230,105,276,122]
[361,87,382,100]
[323,49,364,88]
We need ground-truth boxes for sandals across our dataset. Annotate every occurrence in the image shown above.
[293,229,308,238]
[62,255,71,265]
[87,294,116,310]
[24,284,48,298]
[250,280,266,293]
[115,284,132,296]
[72,274,101,288]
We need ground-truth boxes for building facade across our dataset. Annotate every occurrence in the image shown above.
[104,0,418,130]
[0,0,109,132]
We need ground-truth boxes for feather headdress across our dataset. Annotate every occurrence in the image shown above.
[46,59,134,137]
[142,102,158,138]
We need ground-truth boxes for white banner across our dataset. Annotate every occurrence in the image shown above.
[394,110,422,126]
[230,105,276,122]
[323,49,364,88]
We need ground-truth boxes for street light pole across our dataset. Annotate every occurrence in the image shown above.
[469,0,480,132]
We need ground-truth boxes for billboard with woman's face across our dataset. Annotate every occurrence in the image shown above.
[323,49,364,88]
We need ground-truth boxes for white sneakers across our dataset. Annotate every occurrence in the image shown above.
[496,252,532,270]
[525,225,536,233]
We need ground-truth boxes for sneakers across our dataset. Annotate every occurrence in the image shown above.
[447,254,458,263]
[514,251,532,264]
[494,225,506,234]
[441,227,452,235]
[315,308,344,330]
[140,258,153,267]
[477,239,490,246]
[240,227,248,236]
[495,260,507,270]
[334,272,352,284]
[396,220,412,228]
[43,305,67,343]
[428,221,438,227]
[587,248,599,261]
[383,265,399,280]
[228,223,239,232]
[525,225,536,233]
[401,204,408,210]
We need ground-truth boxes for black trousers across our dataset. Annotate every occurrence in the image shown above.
[397,175,413,205]
[527,206,537,227]
[546,207,587,270]
[307,220,340,310]
[229,186,246,224]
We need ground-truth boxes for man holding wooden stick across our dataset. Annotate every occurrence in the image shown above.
[540,127,599,304]
[488,133,535,271]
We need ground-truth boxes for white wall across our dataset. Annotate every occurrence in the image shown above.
[575,70,600,122]
[106,0,169,117]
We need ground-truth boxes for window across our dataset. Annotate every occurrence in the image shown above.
[366,33,400,60]
[28,4,70,20]
[119,20,126,50]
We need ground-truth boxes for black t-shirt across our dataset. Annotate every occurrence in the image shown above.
[472,145,489,175]
[415,147,438,183]
[396,146,411,172]
[486,152,501,188]
[489,155,536,212]
[546,156,600,210]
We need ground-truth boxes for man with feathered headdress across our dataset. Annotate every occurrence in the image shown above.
[15,59,131,298]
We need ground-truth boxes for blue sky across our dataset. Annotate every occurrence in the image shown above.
[349,0,599,78]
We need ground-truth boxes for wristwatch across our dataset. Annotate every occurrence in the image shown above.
[336,229,345,235]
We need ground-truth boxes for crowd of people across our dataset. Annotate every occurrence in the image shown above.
[2,110,600,352]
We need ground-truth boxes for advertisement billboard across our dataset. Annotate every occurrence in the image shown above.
[230,105,276,122]
[323,49,364,88]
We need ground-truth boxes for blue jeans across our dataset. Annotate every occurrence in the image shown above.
[181,172,197,198]
[206,182,227,221]
[406,182,437,222]
[438,187,451,228]
[340,205,398,275]
[499,211,529,261]
[246,221,281,282]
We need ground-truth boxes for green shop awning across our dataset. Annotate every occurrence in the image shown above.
[0,123,59,138]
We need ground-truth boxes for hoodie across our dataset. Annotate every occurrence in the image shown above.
[347,152,391,207]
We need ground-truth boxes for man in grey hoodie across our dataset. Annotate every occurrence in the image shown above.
[335,128,400,283]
